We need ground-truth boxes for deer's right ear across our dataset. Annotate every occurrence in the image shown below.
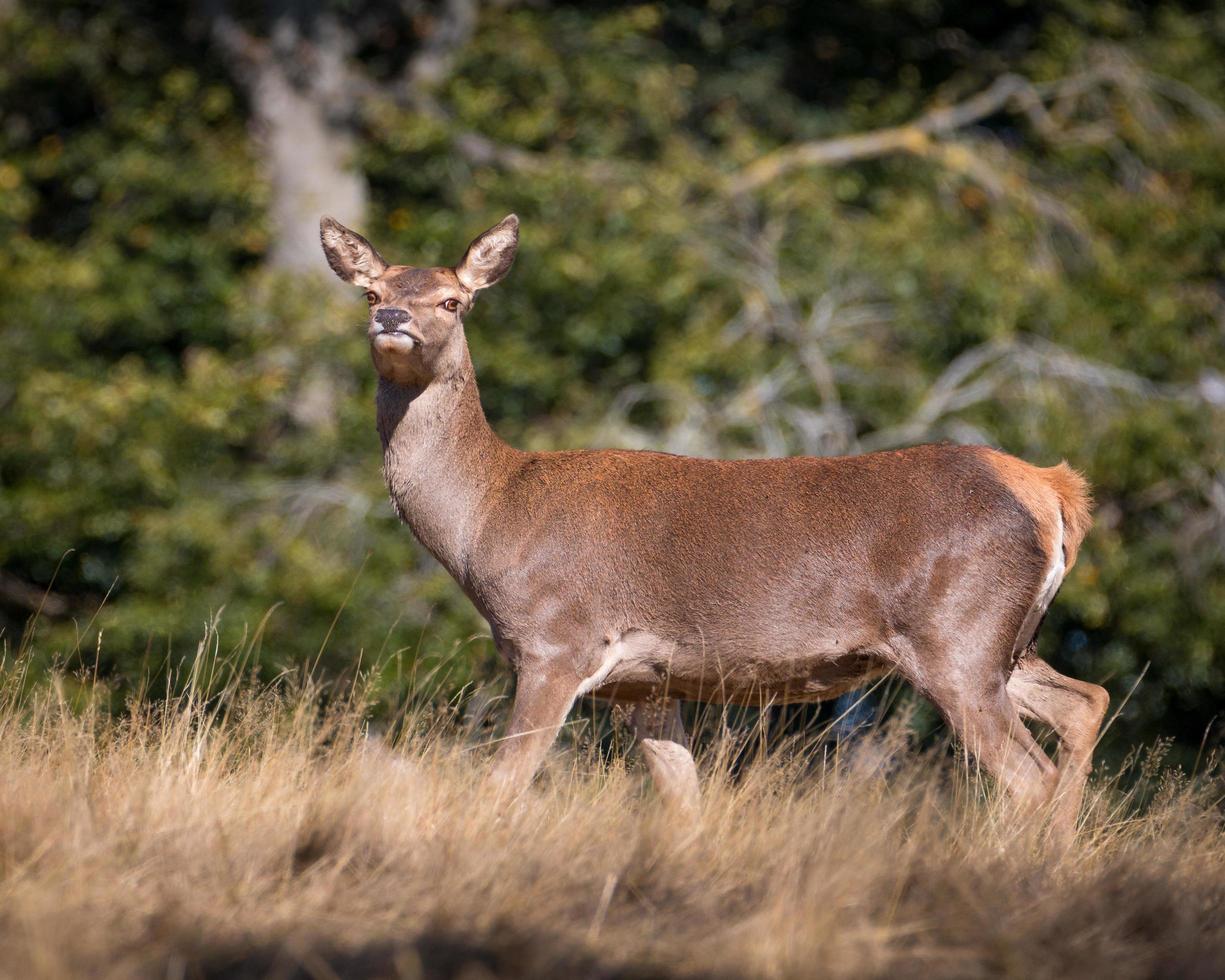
[319,216,388,289]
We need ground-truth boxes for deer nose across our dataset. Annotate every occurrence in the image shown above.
[374,307,410,330]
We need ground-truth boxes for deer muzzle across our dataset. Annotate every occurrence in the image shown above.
[374,307,411,330]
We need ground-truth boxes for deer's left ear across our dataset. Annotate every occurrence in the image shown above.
[455,214,519,292]
[320,216,388,289]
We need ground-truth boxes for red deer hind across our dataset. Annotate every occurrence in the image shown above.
[320,213,1108,840]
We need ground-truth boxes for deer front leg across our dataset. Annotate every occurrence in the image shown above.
[490,661,583,798]
[629,698,700,819]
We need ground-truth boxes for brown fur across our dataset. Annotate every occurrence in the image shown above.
[978,448,1092,571]
[1041,462,1094,570]
[320,214,1108,842]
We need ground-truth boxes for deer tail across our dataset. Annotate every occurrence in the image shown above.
[1039,462,1093,571]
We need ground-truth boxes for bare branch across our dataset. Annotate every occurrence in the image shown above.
[451,131,551,173]
[1145,73,1225,130]
[729,58,1225,199]
[730,74,1030,195]
[448,129,633,182]
[927,140,1092,242]
[0,570,72,618]
[857,336,1167,452]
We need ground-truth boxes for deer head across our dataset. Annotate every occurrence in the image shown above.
[319,214,519,386]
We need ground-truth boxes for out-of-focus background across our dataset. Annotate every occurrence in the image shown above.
[1,0,1222,757]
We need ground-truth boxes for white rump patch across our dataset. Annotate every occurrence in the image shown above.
[1013,515,1065,657]
[1038,518,1066,611]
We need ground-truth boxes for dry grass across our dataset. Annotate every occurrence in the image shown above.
[0,659,1223,980]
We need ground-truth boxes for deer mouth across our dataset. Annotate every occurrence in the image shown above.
[373,328,422,347]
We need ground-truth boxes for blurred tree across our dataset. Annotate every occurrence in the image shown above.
[0,0,1222,757]
[203,0,482,272]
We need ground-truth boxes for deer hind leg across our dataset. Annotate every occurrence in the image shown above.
[627,698,700,819]
[1007,655,1109,840]
[917,668,1059,822]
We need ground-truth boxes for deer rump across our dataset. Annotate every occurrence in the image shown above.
[466,442,1090,707]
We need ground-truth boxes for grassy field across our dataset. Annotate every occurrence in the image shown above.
[0,649,1223,980]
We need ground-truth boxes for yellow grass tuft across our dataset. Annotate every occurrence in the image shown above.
[0,647,1222,979]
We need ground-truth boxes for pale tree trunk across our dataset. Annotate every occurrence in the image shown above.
[209,1,480,276]
[250,16,367,273]
[211,9,368,277]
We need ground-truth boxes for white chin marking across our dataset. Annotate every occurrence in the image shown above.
[374,334,414,352]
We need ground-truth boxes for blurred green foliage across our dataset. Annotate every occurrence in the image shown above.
[1,0,1222,753]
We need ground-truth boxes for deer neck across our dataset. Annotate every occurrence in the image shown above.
[375,344,518,582]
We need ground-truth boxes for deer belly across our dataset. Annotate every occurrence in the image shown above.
[588,631,886,705]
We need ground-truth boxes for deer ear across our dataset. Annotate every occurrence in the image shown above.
[319,216,388,289]
[455,214,519,292]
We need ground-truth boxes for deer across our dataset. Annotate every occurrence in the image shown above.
[320,213,1109,840]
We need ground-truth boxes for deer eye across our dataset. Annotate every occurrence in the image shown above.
[365,291,378,305]
[441,298,460,314]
